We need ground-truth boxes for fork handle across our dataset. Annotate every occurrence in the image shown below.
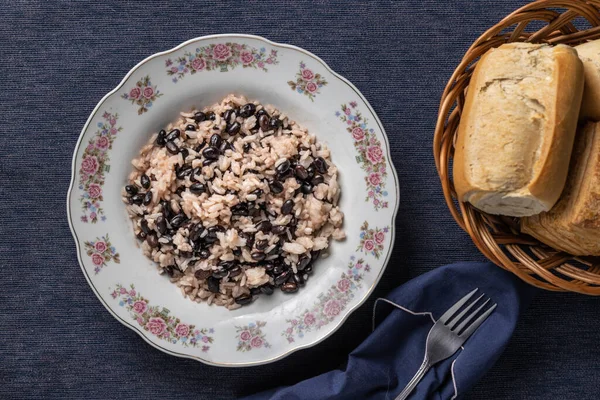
[395,357,431,400]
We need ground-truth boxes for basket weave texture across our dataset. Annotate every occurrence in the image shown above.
[434,0,600,294]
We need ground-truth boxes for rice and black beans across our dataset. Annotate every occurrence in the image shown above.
[123,95,344,309]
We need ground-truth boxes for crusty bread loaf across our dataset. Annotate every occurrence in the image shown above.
[576,39,600,121]
[521,122,600,256]
[453,42,584,217]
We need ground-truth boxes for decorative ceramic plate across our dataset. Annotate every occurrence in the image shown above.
[67,34,399,366]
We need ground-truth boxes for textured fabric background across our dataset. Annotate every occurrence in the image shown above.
[1,1,600,399]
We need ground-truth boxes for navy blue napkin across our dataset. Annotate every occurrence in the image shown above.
[245,262,537,399]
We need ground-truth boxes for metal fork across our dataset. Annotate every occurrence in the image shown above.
[395,289,497,400]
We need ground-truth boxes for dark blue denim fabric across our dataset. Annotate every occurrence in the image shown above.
[1,1,599,399]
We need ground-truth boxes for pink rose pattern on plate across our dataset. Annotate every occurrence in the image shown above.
[358,221,389,259]
[235,321,271,352]
[84,234,120,274]
[281,222,388,342]
[282,257,371,343]
[121,75,163,115]
[78,112,122,223]
[165,43,279,83]
[337,102,389,210]
[111,284,214,350]
[287,61,328,102]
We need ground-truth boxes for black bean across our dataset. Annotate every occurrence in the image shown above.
[281,199,294,215]
[146,233,158,248]
[256,109,269,118]
[140,174,151,189]
[232,248,242,256]
[185,124,196,131]
[304,265,313,274]
[170,214,186,228]
[155,129,167,146]
[203,158,215,166]
[212,268,228,279]
[218,260,237,270]
[294,165,309,180]
[202,146,219,160]
[268,117,281,131]
[293,273,305,287]
[250,287,261,296]
[229,266,242,278]
[297,256,310,272]
[235,293,253,305]
[219,141,229,154]
[193,111,206,122]
[277,168,294,181]
[161,200,174,219]
[239,232,255,248]
[275,159,291,174]
[143,191,153,205]
[209,133,222,148]
[260,284,275,295]
[125,185,138,196]
[207,276,221,293]
[274,270,290,286]
[271,225,287,235]
[180,148,189,160]
[179,250,192,258]
[227,122,241,135]
[240,103,256,118]
[251,188,264,198]
[231,203,249,216]
[194,269,211,280]
[311,175,325,186]
[306,165,315,179]
[195,142,206,152]
[198,248,211,259]
[281,282,298,293]
[255,239,269,251]
[289,215,297,227]
[269,180,284,194]
[263,263,275,273]
[273,264,286,276]
[255,220,272,233]
[190,183,206,195]
[175,186,186,196]
[314,157,328,174]
[191,167,202,182]
[176,165,192,179]
[165,129,180,142]
[206,111,216,121]
[131,194,144,205]
[259,114,270,131]
[251,252,265,261]
[243,143,251,153]
[136,231,147,240]
[300,183,313,194]
[155,216,167,235]
[189,224,204,241]
[140,220,151,235]
[166,141,179,154]
[223,109,235,124]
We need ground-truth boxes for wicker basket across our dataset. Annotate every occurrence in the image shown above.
[434,0,600,294]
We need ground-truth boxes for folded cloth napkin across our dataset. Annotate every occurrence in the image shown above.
[245,262,537,400]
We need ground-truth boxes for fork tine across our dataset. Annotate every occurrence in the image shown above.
[459,303,497,338]
[447,293,484,329]
[438,288,478,324]
[453,298,490,333]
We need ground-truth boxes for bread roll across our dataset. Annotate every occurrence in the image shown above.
[521,122,600,255]
[453,42,584,217]
[576,39,600,121]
